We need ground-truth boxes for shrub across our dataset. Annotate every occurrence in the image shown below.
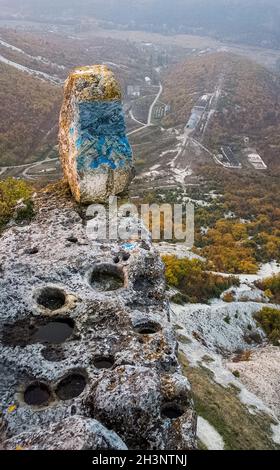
[256,274,280,304]
[254,307,280,346]
[232,350,252,362]
[171,293,189,305]
[223,291,235,303]
[0,178,34,231]
[163,255,239,304]
[232,370,240,378]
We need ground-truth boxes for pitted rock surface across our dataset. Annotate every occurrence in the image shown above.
[0,188,196,450]
[2,416,127,450]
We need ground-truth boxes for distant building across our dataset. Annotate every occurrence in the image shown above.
[153,104,164,119]
[248,153,267,169]
[152,102,170,120]
[186,107,204,129]
[220,146,241,168]
[127,85,140,97]
[145,76,152,86]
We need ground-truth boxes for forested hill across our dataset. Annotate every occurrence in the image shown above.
[162,52,280,169]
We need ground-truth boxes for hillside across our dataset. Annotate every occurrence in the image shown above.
[0,62,62,166]
[0,29,151,166]
[162,52,280,169]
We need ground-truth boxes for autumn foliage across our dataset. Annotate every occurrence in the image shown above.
[163,255,239,303]
[256,274,280,304]
[194,167,280,273]
[254,307,280,345]
[0,178,34,229]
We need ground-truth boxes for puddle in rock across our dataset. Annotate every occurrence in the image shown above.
[24,382,51,406]
[33,319,74,344]
[36,287,66,311]
[161,403,184,420]
[90,265,124,292]
[2,317,75,347]
[55,373,86,400]
[93,356,115,369]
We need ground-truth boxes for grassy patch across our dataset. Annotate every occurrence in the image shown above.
[176,333,192,345]
[179,351,279,450]
[0,178,34,231]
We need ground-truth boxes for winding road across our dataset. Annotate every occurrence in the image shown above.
[127,82,163,136]
[0,81,163,180]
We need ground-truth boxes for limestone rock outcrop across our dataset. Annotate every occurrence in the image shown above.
[2,416,127,450]
[59,65,134,203]
[0,188,197,450]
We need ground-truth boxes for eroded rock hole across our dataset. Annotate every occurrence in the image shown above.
[1,317,74,347]
[37,287,66,311]
[161,402,185,420]
[66,236,78,244]
[134,321,161,335]
[25,247,39,255]
[93,356,115,369]
[33,318,74,344]
[42,346,66,362]
[24,382,51,406]
[133,275,155,292]
[90,264,124,292]
[55,373,86,400]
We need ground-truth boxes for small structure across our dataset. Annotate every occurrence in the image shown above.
[186,107,205,129]
[59,65,134,203]
[248,152,267,170]
[220,146,241,168]
[127,85,140,97]
[145,76,152,86]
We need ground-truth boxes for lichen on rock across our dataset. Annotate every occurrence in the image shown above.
[59,65,134,203]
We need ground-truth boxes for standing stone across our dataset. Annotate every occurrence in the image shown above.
[59,65,134,203]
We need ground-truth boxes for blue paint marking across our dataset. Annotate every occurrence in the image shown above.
[76,136,83,149]
[79,101,126,136]
[74,100,132,172]
[121,242,136,251]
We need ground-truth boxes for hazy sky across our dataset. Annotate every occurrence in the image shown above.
[1,0,280,43]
